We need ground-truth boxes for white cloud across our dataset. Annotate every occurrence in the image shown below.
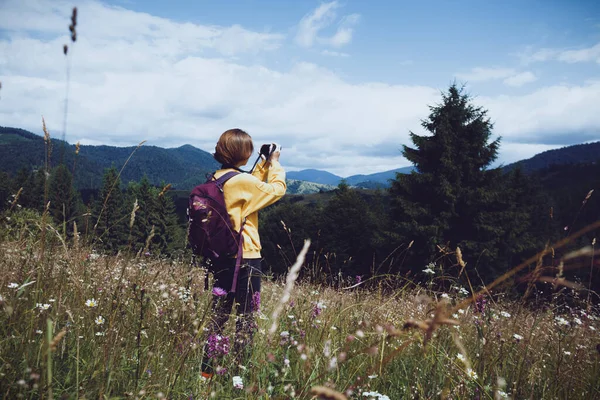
[503,71,537,87]
[321,50,349,57]
[456,67,516,82]
[456,67,537,87]
[1,0,599,177]
[295,2,359,49]
[521,42,600,64]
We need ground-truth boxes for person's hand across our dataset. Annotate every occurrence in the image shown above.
[269,143,281,162]
[270,150,280,162]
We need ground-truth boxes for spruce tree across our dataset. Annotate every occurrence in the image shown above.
[320,181,379,278]
[127,176,159,254]
[94,167,127,252]
[48,164,78,234]
[390,84,509,276]
[151,183,180,255]
[0,171,12,212]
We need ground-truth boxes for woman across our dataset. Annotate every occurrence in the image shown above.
[201,128,286,379]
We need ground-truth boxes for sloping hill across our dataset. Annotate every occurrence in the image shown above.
[286,169,342,185]
[503,141,600,173]
[0,126,219,190]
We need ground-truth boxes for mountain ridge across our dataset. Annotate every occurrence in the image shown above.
[2,126,599,193]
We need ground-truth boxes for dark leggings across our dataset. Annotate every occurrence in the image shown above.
[202,258,262,374]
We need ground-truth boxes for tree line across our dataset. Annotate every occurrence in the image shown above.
[1,164,183,256]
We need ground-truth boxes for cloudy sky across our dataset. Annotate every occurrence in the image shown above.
[1,0,599,176]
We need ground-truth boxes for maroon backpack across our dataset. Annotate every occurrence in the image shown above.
[188,171,245,292]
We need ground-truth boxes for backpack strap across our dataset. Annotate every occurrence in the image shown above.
[211,170,246,293]
[230,218,246,293]
[213,170,240,190]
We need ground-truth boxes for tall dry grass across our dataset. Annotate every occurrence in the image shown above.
[0,215,599,399]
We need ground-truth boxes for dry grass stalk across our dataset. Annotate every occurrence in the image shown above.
[269,239,310,336]
[142,225,155,255]
[535,276,584,290]
[456,246,466,277]
[402,301,459,346]
[9,187,23,211]
[158,184,172,197]
[93,140,146,232]
[310,386,348,400]
[129,199,139,229]
[50,329,67,352]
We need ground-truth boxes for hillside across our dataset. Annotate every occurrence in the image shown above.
[3,126,600,194]
[503,141,600,173]
[0,126,217,190]
[0,127,333,194]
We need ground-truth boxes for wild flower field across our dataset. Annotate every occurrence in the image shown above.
[0,222,599,399]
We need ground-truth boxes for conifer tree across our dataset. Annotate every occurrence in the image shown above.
[151,183,180,254]
[48,164,79,234]
[320,181,379,277]
[0,171,12,212]
[94,167,127,252]
[390,84,509,276]
[127,176,159,253]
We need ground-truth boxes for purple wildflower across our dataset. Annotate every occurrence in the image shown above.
[474,295,487,314]
[212,287,227,297]
[312,302,323,318]
[252,291,261,312]
[206,334,230,359]
[355,275,362,284]
[216,366,228,375]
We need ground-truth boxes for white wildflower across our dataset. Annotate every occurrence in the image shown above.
[8,283,18,289]
[555,316,569,326]
[36,303,51,311]
[456,353,466,363]
[465,368,478,380]
[563,351,571,356]
[423,267,435,275]
[95,316,105,325]
[362,391,390,400]
[232,375,243,389]
[500,311,511,318]
[85,299,98,308]
[513,334,523,341]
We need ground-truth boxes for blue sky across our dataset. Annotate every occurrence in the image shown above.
[1,0,599,175]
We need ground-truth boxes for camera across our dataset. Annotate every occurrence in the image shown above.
[259,143,281,158]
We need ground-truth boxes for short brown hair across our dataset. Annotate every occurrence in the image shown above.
[214,128,254,166]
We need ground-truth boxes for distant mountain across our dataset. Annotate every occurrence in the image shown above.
[0,127,330,195]
[286,169,342,185]
[287,166,414,188]
[503,141,600,173]
[0,126,219,190]
[4,126,599,195]
[285,179,336,194]
[346,167,414,187]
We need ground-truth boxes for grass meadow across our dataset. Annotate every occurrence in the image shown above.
[1,209,599,400]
